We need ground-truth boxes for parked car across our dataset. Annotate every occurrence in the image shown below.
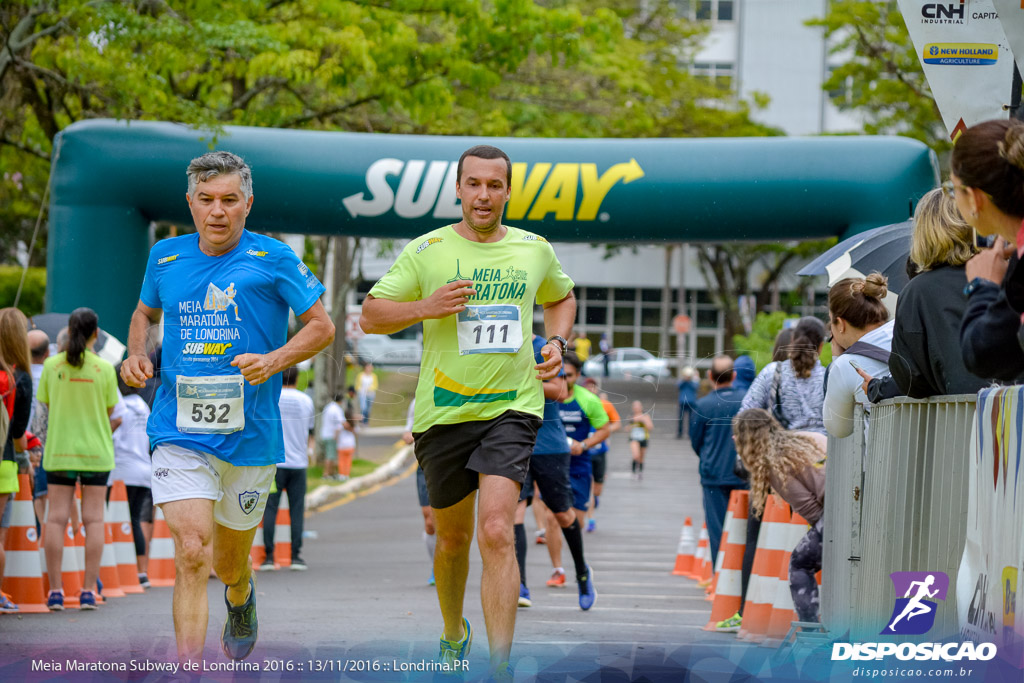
[582,347,671,381]
[352,334,422,366]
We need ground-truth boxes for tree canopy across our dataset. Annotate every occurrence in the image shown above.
[0,0,776,264]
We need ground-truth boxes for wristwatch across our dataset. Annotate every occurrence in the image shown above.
[963,277,995,297]
[547,335,568,354]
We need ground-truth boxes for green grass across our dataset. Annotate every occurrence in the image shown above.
[305,459,379,491]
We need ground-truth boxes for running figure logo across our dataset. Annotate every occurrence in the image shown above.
[884,571,950,635]
[204,282,242,321]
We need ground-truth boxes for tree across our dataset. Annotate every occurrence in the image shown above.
[807,1,948,155]
[694,239,835,347]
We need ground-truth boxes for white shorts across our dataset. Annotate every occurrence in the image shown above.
[151,444,276,531]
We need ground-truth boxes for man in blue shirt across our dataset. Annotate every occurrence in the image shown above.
[513,337,595,610]
[689,355,748,567]
[121,152,334,665]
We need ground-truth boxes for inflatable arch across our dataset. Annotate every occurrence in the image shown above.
[48,119,938,339]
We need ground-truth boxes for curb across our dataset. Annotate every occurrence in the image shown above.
[305,445,415,513]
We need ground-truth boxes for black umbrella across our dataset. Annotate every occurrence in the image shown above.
[797,220,913,295]
[29,312,126,365]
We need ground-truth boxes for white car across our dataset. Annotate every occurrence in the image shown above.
[582,347,671,381]
[353,334,422,366]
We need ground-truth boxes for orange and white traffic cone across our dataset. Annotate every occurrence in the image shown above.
[706,521,730,601]
[762,511,808,645]
[738,495,791,643]
[687,523,710,581]
[107,481,144,594]
[704,490,749,630]
[98,522,126,598]
[251,518,267,568]
[671,517,697,576]
[697,525,714,586]
[1,474,48,612]
[273,495,292,569]
[148,507,176,587]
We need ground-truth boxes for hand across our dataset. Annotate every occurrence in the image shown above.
[231,353,277,386]
[535,343,562,380]
[120,353,154,388]
[965,237,1014,285]
[569,439,584,456]
[402,431,414,445]
[421,280,477,319]
[854,366,873,396]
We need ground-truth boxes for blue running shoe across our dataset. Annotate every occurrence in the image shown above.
[577,566,596,611]
[491,662,514,682]
[79,590,97,610]
[47,590,64,611]
[428,570,436,586]
[221,578,258,661]
[0,593,19,613]
[586,519,596,533]
[438,617,472,670]
[518,584,532,607]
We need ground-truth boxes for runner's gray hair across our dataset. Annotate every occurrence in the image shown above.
[186,151,253,200]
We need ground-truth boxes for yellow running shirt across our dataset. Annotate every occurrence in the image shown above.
[369,225,574,432]
[37,351,119,472]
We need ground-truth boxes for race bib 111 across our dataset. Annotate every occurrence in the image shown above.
[457,305,524,355]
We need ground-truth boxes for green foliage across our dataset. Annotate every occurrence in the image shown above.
[0,0,774,266]
[732,311,790,372]
[733,311,832,373]
[807,1,948,156]
[0,265,46,317]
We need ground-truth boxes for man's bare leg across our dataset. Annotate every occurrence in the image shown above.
[161,499,215,664]
[211,523,259,606]
[432,492,476,642]
[476,474,521,669]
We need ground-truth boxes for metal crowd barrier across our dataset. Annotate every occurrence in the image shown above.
[822,395,976,641]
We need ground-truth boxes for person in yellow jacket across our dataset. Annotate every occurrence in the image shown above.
[37,308,119,610]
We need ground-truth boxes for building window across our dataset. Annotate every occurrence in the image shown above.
[586,307,607,326]
[675,0,735,22]
[691,62,735,91]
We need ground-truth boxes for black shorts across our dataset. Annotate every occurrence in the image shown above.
[414,410,542,510]
[590,451,607,484]
[415,467,430,508]
[47,470,109,487]
[631,439,649,449]
[519,451,573,514]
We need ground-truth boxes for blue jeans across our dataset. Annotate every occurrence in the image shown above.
[359,393,374,423]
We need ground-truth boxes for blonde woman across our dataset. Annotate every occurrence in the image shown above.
[885,188,991,397]
[0,308,34,613]
[733,409,826,623]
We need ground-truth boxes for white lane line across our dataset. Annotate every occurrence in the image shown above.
[526,605,708,614]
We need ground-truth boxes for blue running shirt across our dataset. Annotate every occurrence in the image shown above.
[139,231,325,466]
[532,336,568,455]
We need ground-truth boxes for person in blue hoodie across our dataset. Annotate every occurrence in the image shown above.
[689,355,748,567]
[732,355,756,394]
[675,367,698,439]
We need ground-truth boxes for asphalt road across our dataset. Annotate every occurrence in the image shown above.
[0,378,791,681]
